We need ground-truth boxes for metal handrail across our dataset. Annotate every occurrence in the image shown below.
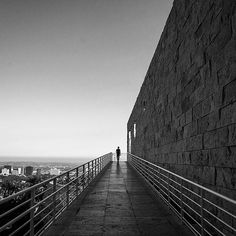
[127,153,236,236]
[0,152,112,236]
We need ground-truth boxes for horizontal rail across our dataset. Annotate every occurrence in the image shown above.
[127,153,236,236]
[130,153,236,205]
[0,152,112,236]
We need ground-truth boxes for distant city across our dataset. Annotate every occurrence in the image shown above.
[0,157,92,200]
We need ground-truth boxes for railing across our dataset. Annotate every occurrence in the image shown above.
[0,153,112,236]
[127,153,236,236]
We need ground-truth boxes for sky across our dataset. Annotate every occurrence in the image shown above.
[0,0,173,159]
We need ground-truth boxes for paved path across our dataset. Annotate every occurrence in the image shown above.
[62,162,192,236]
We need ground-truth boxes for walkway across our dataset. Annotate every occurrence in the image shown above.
[49,162,192,236]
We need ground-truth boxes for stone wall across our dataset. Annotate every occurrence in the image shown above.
[127,0,236,199]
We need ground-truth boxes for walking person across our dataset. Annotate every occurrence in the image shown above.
[116,146,121,163]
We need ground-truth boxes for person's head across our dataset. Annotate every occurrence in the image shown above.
[118,146,119,149]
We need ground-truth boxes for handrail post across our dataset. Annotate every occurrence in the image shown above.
[99,157,102,172]
[53,178,57,220]
[66,172,69,207]
[82,164,85,190]
[180,179,183,224]
[94,159,96,176]
[88,162,90,183]
[92,160,94,179]
[76,168,79,197]
[30,187,35,236]
[168,172,170,210]
[200,188,204,236]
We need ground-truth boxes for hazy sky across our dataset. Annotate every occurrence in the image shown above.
[0,0,173,159]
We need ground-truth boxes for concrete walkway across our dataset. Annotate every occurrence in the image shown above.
[60,162,192,236]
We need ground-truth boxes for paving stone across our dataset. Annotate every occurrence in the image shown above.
[103,224,140,236]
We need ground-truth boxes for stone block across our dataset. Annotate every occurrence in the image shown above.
[189,165,215,185]
[174,139,186,152]
[198,115,209,134]
[186,134,203,151]
[182,165,195,180]
[204,127,228,149]
[193,102,203,120]
[194,48,206,68]
[169,152,178,164]
[199,166,216,186]
[190,120,198,136]
[191,84,206,106]
[213,89,223,108]
[200,60,211,83]
[209,146,236,168]
[219,102,236,127]
[217,63,231,87]
[215,126,229,148]
[183,123,191,138]
[216,168,236,190]
[183,75,198,98]
[233,10,236,35]
[176,127,184,141]
[177,152,183,165]
[185,108,192,124]
[168,86,176,103]
[181,96,191,113]
[204,129,216,149]
[229,124,236,145]
[223,79,236,105]
[191,150,209,166]
[183,152,191,165]
[202,95,214,116]
[215,16,232,50]
[176,80,181,94]
[207,110,220,131]
[179,113,186,127]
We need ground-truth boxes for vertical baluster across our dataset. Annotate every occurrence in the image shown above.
[30,187,35,236]
[76,168,79,197]
[168,172,170,210]
[92,160,94,180]
[88,162,90,183]
[95,159,97,176]
[200,188,204,236]
[82,164,85,190]
[98,158,100,173]
[180,179,183,224]
[99,157,102,172]
[97,158,99,173]
[66,172,69,207]
[53,178,57,221]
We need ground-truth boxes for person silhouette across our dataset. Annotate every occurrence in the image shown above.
[116,147,121,162]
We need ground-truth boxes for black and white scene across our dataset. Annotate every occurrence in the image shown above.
[0,0,236,235]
